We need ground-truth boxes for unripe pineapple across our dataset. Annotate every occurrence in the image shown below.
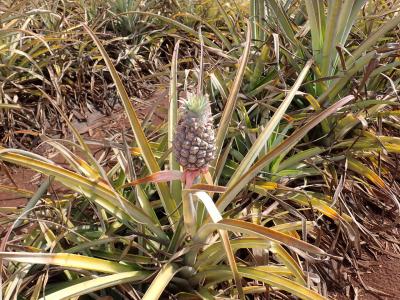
[173,93,215,170]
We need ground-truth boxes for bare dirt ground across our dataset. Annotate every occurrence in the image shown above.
[330,251,400,299]
[358,253,400,299]
[1,89,400,299]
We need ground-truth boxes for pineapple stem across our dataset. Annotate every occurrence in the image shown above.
[183,167,208,188]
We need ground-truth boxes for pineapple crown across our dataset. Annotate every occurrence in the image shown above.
[182,93,210,116]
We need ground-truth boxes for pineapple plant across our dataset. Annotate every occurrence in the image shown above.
[173,93,215,172]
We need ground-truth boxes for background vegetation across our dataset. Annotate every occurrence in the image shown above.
[1,0,400,299]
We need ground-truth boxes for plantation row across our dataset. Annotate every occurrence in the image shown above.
[1,1,400,299]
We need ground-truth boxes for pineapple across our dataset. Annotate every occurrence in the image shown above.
[173,93,215,171]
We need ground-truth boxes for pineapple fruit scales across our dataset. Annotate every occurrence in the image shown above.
[173,93,216,170]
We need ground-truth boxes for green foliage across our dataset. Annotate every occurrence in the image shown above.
[183,93,209,115]
[1,0,400,299]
